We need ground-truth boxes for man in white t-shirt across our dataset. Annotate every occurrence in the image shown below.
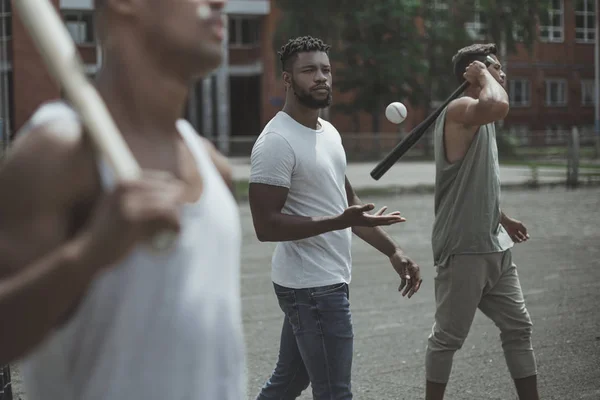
[249,36,423,400]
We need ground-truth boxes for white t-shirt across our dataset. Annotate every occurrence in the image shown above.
[18,101,246,400]
[250,111,352,289]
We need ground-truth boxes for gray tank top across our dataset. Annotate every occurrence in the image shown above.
[431,106,513,267]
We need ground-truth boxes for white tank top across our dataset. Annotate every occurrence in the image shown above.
[18,102,246,400]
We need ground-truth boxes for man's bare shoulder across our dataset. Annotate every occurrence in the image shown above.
[199,137,233,187]
[445,97,474,124]
[444,98,481,136]
[0,102,99,213]
[0,102,101,275]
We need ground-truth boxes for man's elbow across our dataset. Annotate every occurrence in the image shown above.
[255,227,269,242]
[253,220,275,242]
[494,99,510,120]
[477,98,510,123]
[256,229,278,243]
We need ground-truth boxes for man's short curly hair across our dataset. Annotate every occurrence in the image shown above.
[452,43,497,84]
[277,36,331,72]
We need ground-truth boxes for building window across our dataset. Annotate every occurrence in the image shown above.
[581,80,595,106]
[425,0,449,30]
[509,79,531,107]
[62,10,95,45]
[228,16,260,47]
[512,24,526,42]
[465,0,487,40]
[0,0,11,42]
[540,0,564,42]
[545,79,567,106]
[575,0,596,43]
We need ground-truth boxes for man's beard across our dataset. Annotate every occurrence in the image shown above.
[291,80,332,109]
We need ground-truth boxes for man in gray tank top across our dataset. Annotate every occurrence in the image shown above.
[425,43,540,400]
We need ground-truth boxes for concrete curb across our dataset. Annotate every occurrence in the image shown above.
[233,179,600,202]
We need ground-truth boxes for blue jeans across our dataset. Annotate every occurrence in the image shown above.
[256,282,354,400]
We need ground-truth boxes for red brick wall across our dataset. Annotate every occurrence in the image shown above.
[502,0,596,131]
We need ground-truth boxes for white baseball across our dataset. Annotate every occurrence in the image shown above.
[385,102,407,124]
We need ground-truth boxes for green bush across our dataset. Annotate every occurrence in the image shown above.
[496,131,520,159]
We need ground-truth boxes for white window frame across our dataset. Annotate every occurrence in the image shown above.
[512,25,526,42]
[509,79,531,107]
[465,0,487,40]
[427,0,449,29]
[228,16,260,48]
[545,79,567,107]
[62,10,95,45]
[581,80,595,106]
[539,0,564,43]
[575,0,596,43]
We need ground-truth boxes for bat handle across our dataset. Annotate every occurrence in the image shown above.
[370,156,395,180]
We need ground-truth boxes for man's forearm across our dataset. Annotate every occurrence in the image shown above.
[0,235,97,364]
[500,209,508,224]
[257,213,348,242]
[352,225,399,257]
[478,73,509,105]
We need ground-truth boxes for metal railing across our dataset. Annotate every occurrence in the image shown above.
[220,127,600,163]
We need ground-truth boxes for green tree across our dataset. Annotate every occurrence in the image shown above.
[271,0,551,156]
[420,0,473,155]
[471,0,552,55]
[419,0,551,155]
[271,0,347,121]
[271,0,345,54]
[333,0,427,152]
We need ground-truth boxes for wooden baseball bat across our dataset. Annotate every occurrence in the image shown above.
[14,0,176,251]
[370,56,495,181]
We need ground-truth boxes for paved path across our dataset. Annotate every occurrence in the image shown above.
[241,188,600,399]
[231,159,594,191]
[9,188,600,400]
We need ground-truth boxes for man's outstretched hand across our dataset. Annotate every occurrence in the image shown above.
[390,250,422,299]
[340,204,406,228]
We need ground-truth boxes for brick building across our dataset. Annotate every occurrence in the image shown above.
[500,0,597,145]
[260,0,598,147]
[0,0,597,153]
[0,0,273,154]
